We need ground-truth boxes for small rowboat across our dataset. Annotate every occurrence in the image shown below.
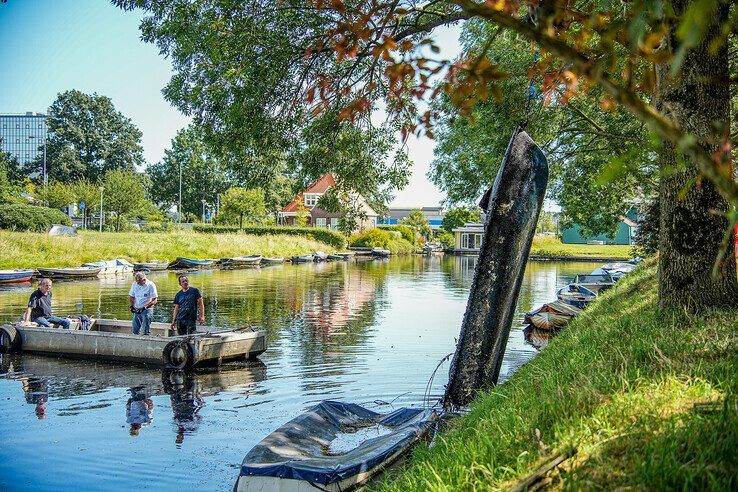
[524,300,581,330]
[335,251,355,259]
[1,320,266,369]
[220,255,263,267]
[36,267,102,279]
[235,401,437,492]
[260,257,285,266]
[556,284,596,309]
[313,251,328,262]
[133,261,169,271]
[371,248,391,258]
[291,254,315,263]
[168,258,214,269]
[326,254,349,261]
[573,272,614,294]
[523,324,555,349]
[0,269,35,284]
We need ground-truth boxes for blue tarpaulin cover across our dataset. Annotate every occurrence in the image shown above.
[239,400,437,486]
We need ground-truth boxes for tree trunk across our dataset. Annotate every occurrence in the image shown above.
[657,0,738,311]
[239,213,243,230]
[444,130,548,407]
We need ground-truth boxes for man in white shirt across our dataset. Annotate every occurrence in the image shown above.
[129,271,158,335]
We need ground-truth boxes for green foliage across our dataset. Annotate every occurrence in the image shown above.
[193,224,346,249]
[377,224,415,243]
[536,210,557,234]
[293,196,310,228]
[400,209,433,242]
[219,187,268,228]
[36,181,76,210]
[435,230,454,249]
[633,198,659,257]
[114,1,409,211]
[32,89,144,182]
[0,144,23,203]
[100,169,152,231]
[348,228,415,254]
[148,126,230,219]
[441,206,482,232]
[0,204,71,232]
[431,29,654,236]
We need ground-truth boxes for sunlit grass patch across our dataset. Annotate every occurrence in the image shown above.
[530,235,631,259]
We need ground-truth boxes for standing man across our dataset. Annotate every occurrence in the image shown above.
[170,275,205,335]
[23,278,70,329]
[129,271,158,336]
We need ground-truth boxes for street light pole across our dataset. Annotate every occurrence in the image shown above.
[42,137,47,188]
[178,159,182,224]
[201,199,206,223]
[99,186,105,232]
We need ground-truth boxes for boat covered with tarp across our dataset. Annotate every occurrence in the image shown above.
[235,400,437,492]
[1,320,266,369]
[133,261,169,271]
[48,224,77,236]
[168,257,214,269]
[371,248,391,258]
[260,257,285,266]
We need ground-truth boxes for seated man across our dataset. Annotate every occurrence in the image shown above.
[23,278,70,329]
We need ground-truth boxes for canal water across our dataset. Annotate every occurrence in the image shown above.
[0,256,598,491]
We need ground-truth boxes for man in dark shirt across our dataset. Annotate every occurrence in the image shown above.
[170,275,205,335]
[23,278,70,329]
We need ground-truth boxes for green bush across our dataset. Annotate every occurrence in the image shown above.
[377,224,415,243]
[192,224,346,249]
[0,204,72,232]
[348,228,415,254]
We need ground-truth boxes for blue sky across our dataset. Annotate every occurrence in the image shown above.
[0,0,462,206]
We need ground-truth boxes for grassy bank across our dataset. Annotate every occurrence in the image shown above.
[0,230,336,269]
[530,235,632,259]
[374,259,737,491]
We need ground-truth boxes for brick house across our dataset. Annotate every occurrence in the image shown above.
[279,174,378,233]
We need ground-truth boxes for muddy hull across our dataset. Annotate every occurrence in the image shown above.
[7,320,266,367]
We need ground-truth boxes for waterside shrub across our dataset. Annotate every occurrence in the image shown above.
[193,224,346,249]
[377,224,416,244]
[0,204,71,232]
[349,228,415,254]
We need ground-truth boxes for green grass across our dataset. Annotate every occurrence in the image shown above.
[0,229,336,269]
[372,259,738,491]
[530,235,632,259]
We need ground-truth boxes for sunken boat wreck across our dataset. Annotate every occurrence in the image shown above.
[0,319,266,369]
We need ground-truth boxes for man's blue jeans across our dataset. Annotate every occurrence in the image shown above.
[132,309,153,335]
[34,316,71,329]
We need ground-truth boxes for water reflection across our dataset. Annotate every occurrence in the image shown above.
[0,257,601,491]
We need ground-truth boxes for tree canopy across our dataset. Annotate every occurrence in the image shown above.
[32,89,145,182]
[100,169,152,231]
[441,206,482,233]
[220,187,267,228]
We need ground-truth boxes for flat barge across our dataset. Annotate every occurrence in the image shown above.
[0,319,266,370]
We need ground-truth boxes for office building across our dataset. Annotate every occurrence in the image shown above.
[0,112,48,168]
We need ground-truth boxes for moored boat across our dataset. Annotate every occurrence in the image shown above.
[556,284,597,309]
[1,320,266,369]
[0,269,35,284]
[326,254,348,261]
[313,251,328,261]
[36,267,102,279]
[234,400,437,492]
[291,254,315,263]
[524,300,582,330]
[371,248,391,258]
[220,255,263,268]
[335,251,355,259]
[260,257,285,266]
[133,261,169,271]
[83,259,134,276]
[573,272,614,294]
[168,257,214,269]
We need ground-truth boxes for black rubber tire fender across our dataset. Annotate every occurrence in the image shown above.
[163,339,194,370]
[0,325,20,353]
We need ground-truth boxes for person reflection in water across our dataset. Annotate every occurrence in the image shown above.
[21,377,49,420]
[126,386,154,436]
[164,371,203,445]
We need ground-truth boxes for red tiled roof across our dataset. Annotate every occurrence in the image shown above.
[282,174,336,212]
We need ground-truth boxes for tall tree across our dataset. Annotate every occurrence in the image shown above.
[220,187,267,229]
[0,142,23,203]
[100,169,151,231]
[148,126,229,219]
[441,206,482,233]
[31,89,145,182]
[401,209,433,242]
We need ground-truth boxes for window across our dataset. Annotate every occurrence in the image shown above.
[316,217,327,227]
[330,218,339,229]
[304,194,318,207]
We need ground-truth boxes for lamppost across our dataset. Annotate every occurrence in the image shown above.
[178,159,182,224]
[99,186,104,232]
[201,199,206,223]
